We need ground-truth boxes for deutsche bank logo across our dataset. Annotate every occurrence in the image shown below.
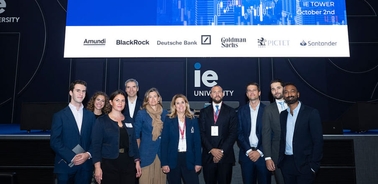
[194,62,218,87]
[0,0,6,14]
[201,35,211,45]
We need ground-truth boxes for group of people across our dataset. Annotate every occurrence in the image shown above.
[50,78,323,184]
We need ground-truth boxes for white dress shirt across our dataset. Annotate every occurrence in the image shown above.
[68,103,84,134]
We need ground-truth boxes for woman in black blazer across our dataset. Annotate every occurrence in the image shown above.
[92,90,141,184]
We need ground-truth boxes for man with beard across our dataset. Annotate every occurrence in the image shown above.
[262,79,286,184]
[237,83,271,184]
[277,83,323,184]
[199,85,238,184]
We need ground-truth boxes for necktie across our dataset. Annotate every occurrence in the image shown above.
[279,102,285,111]
[214,105,219,123]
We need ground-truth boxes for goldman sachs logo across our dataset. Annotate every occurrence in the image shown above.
[221,37,246,48]
[83,39,106,46]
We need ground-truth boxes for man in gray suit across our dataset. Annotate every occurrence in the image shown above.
[262,79,286,184]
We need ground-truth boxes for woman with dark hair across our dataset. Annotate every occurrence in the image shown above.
[161,94,202,184]
[87,91,111,118]
[134,87,168,184]
[92,90,141,184]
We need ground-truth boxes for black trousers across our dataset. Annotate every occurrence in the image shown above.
[167,152,199,184]
[203,161,233,184]
[280,155,315,184]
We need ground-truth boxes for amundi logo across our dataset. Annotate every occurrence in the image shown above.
[0,0,6,14]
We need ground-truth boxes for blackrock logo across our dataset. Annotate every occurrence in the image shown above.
[300,40,337,46]
[116,39,149,45]
[0,0,21,23]
[221,37,246,48]
[83,39,106,46]
[257,37,289,48]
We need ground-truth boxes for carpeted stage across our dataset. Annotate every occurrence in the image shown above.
[1,124,378,184]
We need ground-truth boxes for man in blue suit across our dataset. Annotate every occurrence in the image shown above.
[237,82,271,184]
[123,78,143,124]
[277,83,323,184]
[50,80,96,184]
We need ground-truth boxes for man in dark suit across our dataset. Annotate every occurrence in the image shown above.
[123,78,143,184]
[237,82,271,184]
[199,85,238,184]
[262,79,286,184]
[277,83,323,184]
[123,78,143,124]
[50,80,96,184]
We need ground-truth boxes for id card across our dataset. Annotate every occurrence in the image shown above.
[211,126,219,136]
[178,138,187,152]
[125,123,133,128]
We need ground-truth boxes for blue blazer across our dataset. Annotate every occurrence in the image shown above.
[134,108,168,167]
[277,104,323,173]
[91,115,140,164]
[50,106,96,173]
[123,97,143,124]
[161,116,202,170]
[237,102,266,163]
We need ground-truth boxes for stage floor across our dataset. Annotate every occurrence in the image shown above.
[1,123,378,184]
[0,124,50,140]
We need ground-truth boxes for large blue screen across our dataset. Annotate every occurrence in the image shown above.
[64,0,350,57]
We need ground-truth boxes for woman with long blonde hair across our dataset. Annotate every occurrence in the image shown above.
[161,94,202,184]
[134,88,168,184]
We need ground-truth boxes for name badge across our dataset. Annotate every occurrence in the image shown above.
[125,123,133,128]
[211,126,218,136]
[178,139,186,152]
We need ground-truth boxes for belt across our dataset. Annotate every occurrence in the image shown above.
[119,148,125,153]
[251,147,257,151]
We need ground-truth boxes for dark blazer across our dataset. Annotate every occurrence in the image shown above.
[237,102,266,163]
[91,115,140,164]
[261,102,281,162]
[134,109,168,167]
[199,103,238,164]
[50,106,96,173]
[123,97,143,123]
[161,116,202,170]
[277,103,323,173]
